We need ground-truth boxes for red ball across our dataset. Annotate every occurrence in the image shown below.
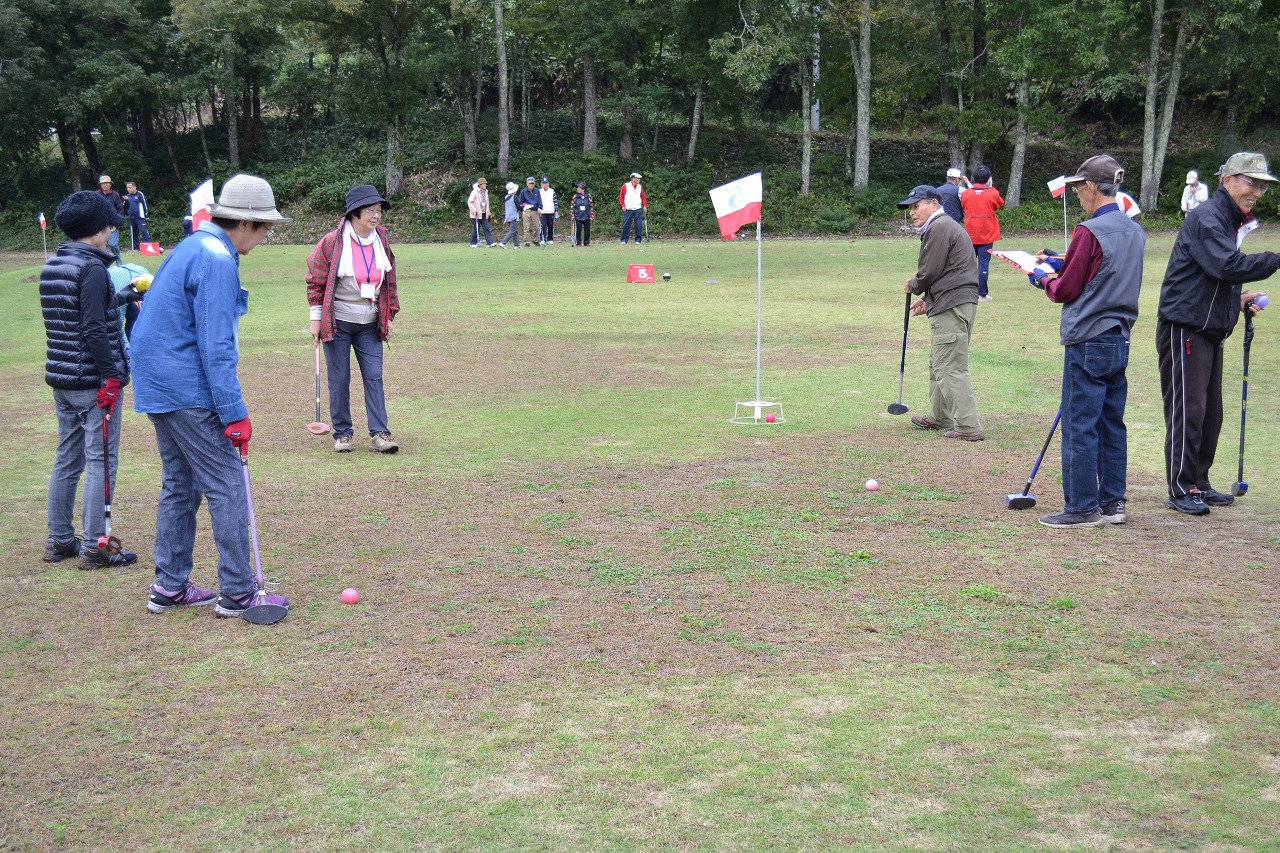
[341,587,359,605]
[765,413,776,423]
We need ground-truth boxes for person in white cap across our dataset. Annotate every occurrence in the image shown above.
[935,167,968,224]
[618,172,647,244]
[130,173,292,619]
[1180,170,1207,217]
[1157,152,1278,515]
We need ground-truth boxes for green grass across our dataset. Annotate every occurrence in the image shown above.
[2,234,1280,850]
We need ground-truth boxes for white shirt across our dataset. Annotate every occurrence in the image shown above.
[1181,182,1208,213]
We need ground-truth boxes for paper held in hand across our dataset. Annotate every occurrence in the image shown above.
[992,249,1044,274]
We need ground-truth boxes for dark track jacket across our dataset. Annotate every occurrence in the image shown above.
[1158,186,1280,342]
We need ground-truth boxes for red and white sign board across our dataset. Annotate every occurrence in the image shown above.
[190,178,215,232]
[626,264,656,283]
[139,242,164,256]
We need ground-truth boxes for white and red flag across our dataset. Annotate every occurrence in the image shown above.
[1047,176,1068,199]
[38,211,46,229]
[708,172,763,240]
[190,179,215,231]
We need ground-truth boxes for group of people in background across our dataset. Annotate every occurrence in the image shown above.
[905,151,1279,529]
[94,175,152,254]
[466,172,646,248]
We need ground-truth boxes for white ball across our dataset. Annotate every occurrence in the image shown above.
[865,479,879,491]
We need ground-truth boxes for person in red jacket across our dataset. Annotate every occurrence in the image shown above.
[960,165,1004,301]
[618,172,647,244]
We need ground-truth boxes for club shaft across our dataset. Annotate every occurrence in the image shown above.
[896,292,910,403]
[1021,409,1062,496]
[241,453,266,589]
[1237,315,1253,484]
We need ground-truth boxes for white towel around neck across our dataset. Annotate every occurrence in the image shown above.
[337,222,393,280]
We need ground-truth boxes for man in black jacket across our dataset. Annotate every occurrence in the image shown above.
[40,191,144,568]
[1156,152,1278,515]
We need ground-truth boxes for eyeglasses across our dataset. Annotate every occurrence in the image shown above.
[1232,175,1269,194]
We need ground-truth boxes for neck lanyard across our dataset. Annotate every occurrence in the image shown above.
[351,234,380,285]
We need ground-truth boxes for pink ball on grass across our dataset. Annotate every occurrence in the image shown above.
[765,413,776,423]
[865,479,880,491]
[341,587,359,605]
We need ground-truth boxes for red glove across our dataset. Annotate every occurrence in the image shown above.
[97,377,122,412]
[225,417,252,449]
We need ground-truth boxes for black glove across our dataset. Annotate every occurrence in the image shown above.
[115,283,145,304]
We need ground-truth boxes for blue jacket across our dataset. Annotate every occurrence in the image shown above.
[125,190,148,219]
[130,223,250,423]
[518,186,541,212]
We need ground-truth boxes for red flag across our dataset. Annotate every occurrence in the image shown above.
[1046,176,1067,199]
[708,173,763,240]
[38,211,46,230]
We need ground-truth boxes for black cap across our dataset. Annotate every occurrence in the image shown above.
[897,185,941,208]
[54,191,123,240]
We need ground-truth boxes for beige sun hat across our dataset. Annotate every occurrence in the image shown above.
[207,174,292,223]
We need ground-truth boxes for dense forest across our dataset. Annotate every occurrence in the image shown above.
[2,0,1279,246]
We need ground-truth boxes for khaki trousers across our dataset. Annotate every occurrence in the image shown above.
[522,209,540,244]
[928,303,982,433]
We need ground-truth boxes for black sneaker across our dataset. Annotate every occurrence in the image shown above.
[1200,488,1235,507]
[1166,493,1210,516]
[1101,501,1126,524]
[43,536,81,563]
[1038,509,1106,529]
[77,548,140,570]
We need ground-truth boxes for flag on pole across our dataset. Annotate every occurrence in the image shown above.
[38,211,46,230]
[190,179,215,232]
[1117,191,1141,218]
[1047,176,1068,199]
[708,172,763,240]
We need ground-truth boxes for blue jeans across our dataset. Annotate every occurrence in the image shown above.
[470,218,494,246]
[1061,330,1129,514]
[621,209,643,243]
[149,408,253,596]
[974,243,992,297]
[325,319,389,439]
[129,218,152,249]
[48,388,121,546]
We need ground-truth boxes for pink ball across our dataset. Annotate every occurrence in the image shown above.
[765,413,776,423]
[341,587,359,605]
[865,479,879,491]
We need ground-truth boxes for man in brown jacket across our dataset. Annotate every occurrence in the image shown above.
[899,185,984,440]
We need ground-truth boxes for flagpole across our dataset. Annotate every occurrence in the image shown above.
[755,219,763,403]
[1062,194,1069,255]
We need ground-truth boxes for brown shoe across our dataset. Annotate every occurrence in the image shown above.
[911,416,944,431]
[944,429,985,441]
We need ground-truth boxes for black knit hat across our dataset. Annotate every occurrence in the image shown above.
[54,191,123,240]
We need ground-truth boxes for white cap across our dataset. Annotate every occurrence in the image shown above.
[946,167,962,178]
[1186,170,1198,184]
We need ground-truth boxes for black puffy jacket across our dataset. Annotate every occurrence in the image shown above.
[40,242,128,390]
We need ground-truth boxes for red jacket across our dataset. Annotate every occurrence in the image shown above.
[961,183,1004,244]
[306,221,399,343]
[618,182,647,210]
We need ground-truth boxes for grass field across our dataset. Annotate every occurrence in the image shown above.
[2,231,1279,851]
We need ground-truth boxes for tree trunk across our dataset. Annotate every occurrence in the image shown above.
[686,77,705,163]
[582,54,598,152]
[78,126,101,178]
[224,40,240,170]
[520,52,529,148]
[853,0,871,190]
[620,104,634,161]
[935,0,961,167]
[495,0,509,173]
[385,114,405,197]
[1139,0,1164,211]
[458,91,477,163]
[56,125,82,190]
[1007,76,1029,207]
[799,58,812,198]
[1149,10,1189,211]
[195,97,213,174]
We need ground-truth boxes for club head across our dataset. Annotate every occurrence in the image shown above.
[1006,494,1037,510]
[1230,481,1248,497]
[97,533,122,556]
[307,421,332,436]
[241,603,289,625]
[887,402,909,415]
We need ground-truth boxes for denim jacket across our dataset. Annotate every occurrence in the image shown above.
[130,223,250,424]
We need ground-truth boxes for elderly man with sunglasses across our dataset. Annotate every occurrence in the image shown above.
[1156,152,1278,516]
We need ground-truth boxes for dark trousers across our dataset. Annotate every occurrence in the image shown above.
[574,219,591,246]
[129,218,152,249]
[1156,318,1224,498]
[540,213,556,242]
[1061,329,1129,513]
[470,218,494,246]
[973,243,993,297]
[621,209,643,243]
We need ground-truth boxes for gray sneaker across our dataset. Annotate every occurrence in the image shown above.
[1101,501,1126,524]
[43,536,81,563]
[334,435,353,453]
[369,432,399,454]
[1038,509,1106,529]
[78,547,140,569]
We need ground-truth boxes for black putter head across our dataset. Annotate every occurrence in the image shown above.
[241,592,288,625]
[1006,493,1037,510]
[1230,481,1248,497]
[887,402,909,415]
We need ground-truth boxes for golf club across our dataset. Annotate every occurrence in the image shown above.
[239,448,289,625]
[1006,409,1062,510]
[1230,308,1256,497]
[307,343,331,435]
[888,292,911,415]
[643,209,649,243]
[96,410,123,556]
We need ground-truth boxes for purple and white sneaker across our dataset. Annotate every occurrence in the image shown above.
[214,588,291,619]
[147,582,217,613]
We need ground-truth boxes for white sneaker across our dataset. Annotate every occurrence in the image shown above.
[334,436,352,453]
[369,432,399,454]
